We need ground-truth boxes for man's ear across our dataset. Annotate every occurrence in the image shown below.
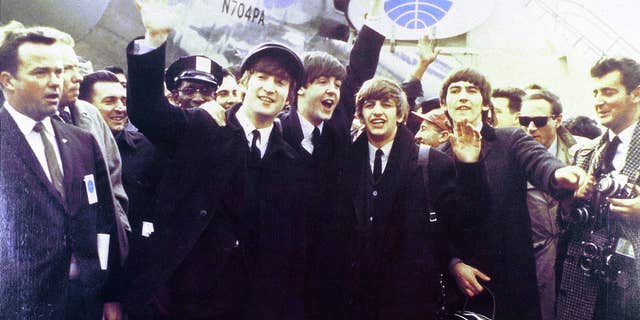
[0,71,15,91]
[438,130,451,144]
[554,113,563,128]
[630,86,640,104]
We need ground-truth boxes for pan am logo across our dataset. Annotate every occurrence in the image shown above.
[384,0,453,30]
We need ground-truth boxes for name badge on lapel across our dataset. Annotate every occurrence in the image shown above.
[83,174,98,204]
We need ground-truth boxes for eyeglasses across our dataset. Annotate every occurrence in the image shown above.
[518,116,556,127]
[178,87,216,97]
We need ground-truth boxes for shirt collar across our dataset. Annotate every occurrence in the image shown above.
[614,121,637,145]
[4,101,55,137]
[547,136,558,157]
[236,105,274,144]
[368,139,394,161]
[297,111,323,139]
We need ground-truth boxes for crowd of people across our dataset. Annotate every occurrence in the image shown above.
[0,0,638,319]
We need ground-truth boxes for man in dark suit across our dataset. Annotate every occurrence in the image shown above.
[123,2,307,319]
[79,70,162,254]
[437,68,586,319]
[339,76,488,319]
[0,29,121,320]
[30,26,131,261]
[276,8,385,318]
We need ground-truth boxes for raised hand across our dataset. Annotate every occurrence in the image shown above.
[134,0,184,47]
[417,33,439,67]
[450,119,481,163]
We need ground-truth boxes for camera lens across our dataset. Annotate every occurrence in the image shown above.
[580,257,594,271]
[571,206,591,224]
[598,176,617,196]
[583,242,599,257]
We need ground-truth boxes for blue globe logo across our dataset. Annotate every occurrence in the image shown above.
[384,0,453,30]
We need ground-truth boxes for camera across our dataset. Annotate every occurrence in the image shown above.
[564,171,637,287]
[567,171,634,226]
[578,231,636,286]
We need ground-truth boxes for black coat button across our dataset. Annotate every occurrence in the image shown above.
[199,209,208,217]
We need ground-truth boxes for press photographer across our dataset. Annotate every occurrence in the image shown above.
[557,57,640,320]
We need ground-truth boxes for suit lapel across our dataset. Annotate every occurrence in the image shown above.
[0,111,67,208]
[480,125,496,161]
[621,122,640,180]
[350,135,369,226]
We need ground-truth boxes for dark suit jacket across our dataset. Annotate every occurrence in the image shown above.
[0,109,120,319]
[125,40,306,320]
[439,125,565,320]
[339,125,487,319]
[278,25,385,320]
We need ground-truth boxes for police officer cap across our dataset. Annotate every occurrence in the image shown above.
[241,42,304,86]
[165,55,224,91]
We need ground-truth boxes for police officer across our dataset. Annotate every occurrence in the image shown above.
[165,54,223,109]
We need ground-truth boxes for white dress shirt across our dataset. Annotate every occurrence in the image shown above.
[4,102,64,181]
[298,112,323,154]
[236,106,273,159]
[368,140,394,176]
[611,122,637,171]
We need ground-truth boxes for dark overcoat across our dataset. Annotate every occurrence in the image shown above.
[340,125,487,320]
[439,125,565,320]
[124,41,306,320]
[278,24,385,320]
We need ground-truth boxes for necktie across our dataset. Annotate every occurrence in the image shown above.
[251,129,261,161]
[601,136,621,174]
[311,127,321,157]
[33,122,65,200]
[373,149,383,181]
[58,109,72,124]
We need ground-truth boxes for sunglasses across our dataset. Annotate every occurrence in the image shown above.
[179,87,217,97]
[518,116,555,127]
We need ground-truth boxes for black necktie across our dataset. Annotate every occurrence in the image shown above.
[373,149,383,181]
[311,127,321,157]
[601,136,621,174]
[33,122,65,200]
[250,129,261,162]
[58,109,72,124]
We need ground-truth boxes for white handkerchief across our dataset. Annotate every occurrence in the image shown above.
[97,233,110,270]
[141,221,155,238]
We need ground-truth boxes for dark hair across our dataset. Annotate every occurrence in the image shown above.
[440,68,493,125]
[356,77,408,121]
[239,56,297,103]
[492,87,525,113]
[79,70,120,101]
[222,67,236,80]
[524,83,545,91]
[103,65,125,75]
[590,57,640,93]
[302,51,346,86]
[0,29,57,75]
[523,89,563,116]
[563,116,602,140]
[226,65,242,80]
